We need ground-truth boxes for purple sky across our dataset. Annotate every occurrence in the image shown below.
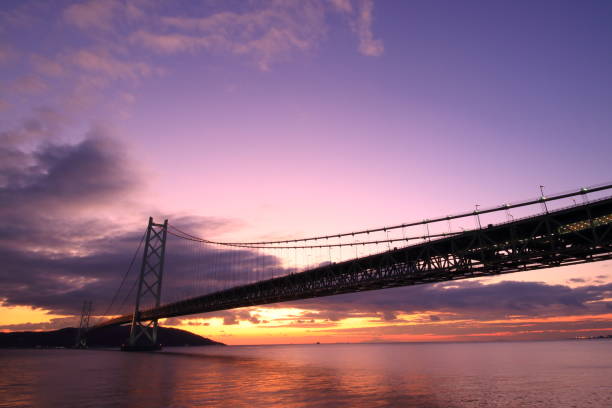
[1,0,612,343]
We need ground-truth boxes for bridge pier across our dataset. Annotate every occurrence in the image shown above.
[122,217,167,352]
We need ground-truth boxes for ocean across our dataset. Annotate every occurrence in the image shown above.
[1,340,611,407]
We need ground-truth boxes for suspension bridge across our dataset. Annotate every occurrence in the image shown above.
[78,184,612,350]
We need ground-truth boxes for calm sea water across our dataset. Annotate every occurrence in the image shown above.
[1,340,611,407]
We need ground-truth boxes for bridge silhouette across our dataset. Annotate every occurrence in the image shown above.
[80,184,612,350]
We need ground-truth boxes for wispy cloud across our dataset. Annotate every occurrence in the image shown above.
[352,0,384,56]
[132,2,329,71]
[63,0,144,31]
[0,0,385,126]
[0,1,41,30]
[30,54,65,77]
[68,49,160,80]
[0,107,67,147]
[330,0,354,14]
[0,44,16,64]
[59,0,384,72]
[9,75,48,94]
[330,0,384,56]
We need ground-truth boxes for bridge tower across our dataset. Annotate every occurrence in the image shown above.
[75,300,92,348]
[122,217,168,351]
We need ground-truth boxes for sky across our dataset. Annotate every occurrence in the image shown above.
[1,0,612,345]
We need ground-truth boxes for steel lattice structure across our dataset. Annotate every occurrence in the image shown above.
[75,300,92,348]
[123,217,168,350]
[94,194,612,330]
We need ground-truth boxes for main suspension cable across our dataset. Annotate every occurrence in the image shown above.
[167,228,460,249]
[168,182,612,248]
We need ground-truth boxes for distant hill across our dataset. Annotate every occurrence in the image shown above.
[0,326,225,348]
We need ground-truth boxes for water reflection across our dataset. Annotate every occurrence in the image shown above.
[1,341,612,407]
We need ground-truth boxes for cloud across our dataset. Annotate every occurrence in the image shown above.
[68,49,160,80]
[30,55,65,77]
[223,314,239,325]
[0,44,16,64]
[120,92,136,104]
[131,2,328,71]
[0,317,77,331]
[0,107,66,147]
[10,75,48,94]
[264,319,335,329]
[152,277,612,341]
[0,126,138,217]
[330,0,384,56]
[319,314,612,342]
[128,31,208,54]
[0,119,145,314]
[63,0,122,31]
[330,0,354,14]
[380,310,398,321]
[126,0,383,70]
[285,280,612,322]
[0,2,40,30]
[63,0,146,32]
[0,116,272,317]
[352,0,384,57]
[1,0,385,118]
[166,310,265,327]
[174,310,261,326]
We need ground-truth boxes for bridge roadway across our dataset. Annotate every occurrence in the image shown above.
[94,196,612,330]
